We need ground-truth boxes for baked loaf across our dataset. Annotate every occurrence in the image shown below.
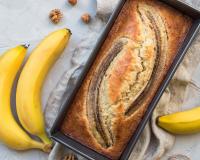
[61,0,192,159]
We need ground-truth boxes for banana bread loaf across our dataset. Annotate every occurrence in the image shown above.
[61,0,192,159]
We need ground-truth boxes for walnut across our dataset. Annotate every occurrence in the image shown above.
[81,13,91,24]
[49,9,63,24]
[68,0,77,6]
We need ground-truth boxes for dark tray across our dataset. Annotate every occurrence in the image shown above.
[50,0,200,160]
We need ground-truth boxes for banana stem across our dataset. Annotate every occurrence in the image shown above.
[31,140,51,153]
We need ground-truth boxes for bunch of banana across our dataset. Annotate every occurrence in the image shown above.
[158,107,200,134]
[0,28,71,151]
[0,45,48,151]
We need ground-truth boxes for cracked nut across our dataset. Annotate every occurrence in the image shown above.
[81,13,91,24]
[68,0,77,6]
[49,9,63,24]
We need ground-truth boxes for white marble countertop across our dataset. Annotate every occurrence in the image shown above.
[0,0,200,160]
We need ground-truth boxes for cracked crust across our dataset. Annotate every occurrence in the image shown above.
[61,0,192,159]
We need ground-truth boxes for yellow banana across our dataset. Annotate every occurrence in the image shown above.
[0,45,49,152]
[158,107,200,134]
[16,29,71,145]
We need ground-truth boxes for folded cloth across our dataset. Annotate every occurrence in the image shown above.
[47,0,200,160]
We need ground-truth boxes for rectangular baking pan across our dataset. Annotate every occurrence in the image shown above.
[50,0,200,160]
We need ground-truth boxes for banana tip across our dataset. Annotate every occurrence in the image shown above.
[156,116,161,126]
[22,44,30,49]
[43,143,53,153]
[66,28,72,35]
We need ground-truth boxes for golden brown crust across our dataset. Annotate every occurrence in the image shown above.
[61,0,192,159]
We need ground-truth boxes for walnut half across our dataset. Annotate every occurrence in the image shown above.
[81,13,91,24]
[49,9,63,24]
[68,0,77,6]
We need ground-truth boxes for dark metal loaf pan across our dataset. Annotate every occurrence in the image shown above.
[50,0,200,160]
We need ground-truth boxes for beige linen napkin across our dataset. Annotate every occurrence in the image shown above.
[47,0,200,160]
